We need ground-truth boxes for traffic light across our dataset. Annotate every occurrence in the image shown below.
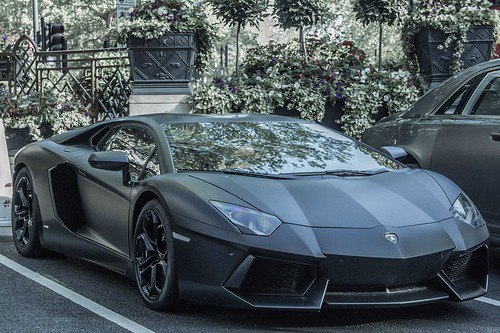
[41,18,67,51]
[48,23,66,51]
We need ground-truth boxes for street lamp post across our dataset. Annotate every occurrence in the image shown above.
[33,0,39,45]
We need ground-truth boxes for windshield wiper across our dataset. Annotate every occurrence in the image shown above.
[177,169,298,180]
[282,168,388,177]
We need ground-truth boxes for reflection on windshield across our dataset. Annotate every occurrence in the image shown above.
[163,122,402,174]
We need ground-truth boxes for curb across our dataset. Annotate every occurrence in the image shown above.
[0,226,12,242]
[0,236,11,242]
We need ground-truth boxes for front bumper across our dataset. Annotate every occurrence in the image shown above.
[220,244,488,310]
[172,215,489,310]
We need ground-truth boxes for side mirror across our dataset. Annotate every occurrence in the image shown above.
[381,146,409,162]
[89,151,130,185]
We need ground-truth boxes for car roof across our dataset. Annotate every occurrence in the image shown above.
[403,59,500,118]
[50,113,309,144]
[130,113,309,125]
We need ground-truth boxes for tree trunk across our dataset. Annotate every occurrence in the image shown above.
[236,22,241,76]
[378,22,383,70]
[300,25,308,64]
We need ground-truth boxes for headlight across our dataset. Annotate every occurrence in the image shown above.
[211,201,282,236]
[451,194,484,228]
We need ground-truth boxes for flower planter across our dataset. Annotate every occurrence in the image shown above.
[4,128,33,153]
[0,53,12,82]
[128,33,197,95]
[414,25,494,87]
[320,102,344,132]
[274,106,301,119]
[275,101,345,132]
[372,104,389,124]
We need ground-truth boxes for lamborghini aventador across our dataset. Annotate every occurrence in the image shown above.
[11,114,489,311]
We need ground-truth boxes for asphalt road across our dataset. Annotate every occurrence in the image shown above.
[0,239,499,333]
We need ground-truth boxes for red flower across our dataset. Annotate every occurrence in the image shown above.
[342,40,354,47]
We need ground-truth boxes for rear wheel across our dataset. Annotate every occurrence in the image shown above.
[133,199,179,311]
[12,167,45,257]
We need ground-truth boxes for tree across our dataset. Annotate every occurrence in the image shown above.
[207,0,269,76]
[353,0,402,69]
[0,0,116,50]
[273,0,331,63]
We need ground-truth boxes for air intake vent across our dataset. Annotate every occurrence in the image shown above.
[442,246,487,287]
[240,257,315,296]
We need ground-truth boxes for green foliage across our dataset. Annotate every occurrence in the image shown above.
[111,0,216,70]
[1,90,91,140]
[0,32,17,53]
[207,0,269,75]
[273,0,331,29]
[402,0,499,73]
[0,0,116,50]
[353,0,401,26]
[207,0,269,28]
[189,38,422,138]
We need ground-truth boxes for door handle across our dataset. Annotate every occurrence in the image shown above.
[490,132,500,141]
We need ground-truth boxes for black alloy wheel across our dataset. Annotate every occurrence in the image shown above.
[134,199,179,311]
[12,167,44,257]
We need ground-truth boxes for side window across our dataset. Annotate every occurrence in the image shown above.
[101,127,160,181]
[435,74,485,115]
[470,77,500,116]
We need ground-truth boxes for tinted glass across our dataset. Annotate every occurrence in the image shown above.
[101,127,160,181]
[435,74,484,115]
[471,77,500,116]
[164,122,402,174]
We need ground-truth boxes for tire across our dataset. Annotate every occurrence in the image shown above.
[133,199,180,311]
[11,167,46,257]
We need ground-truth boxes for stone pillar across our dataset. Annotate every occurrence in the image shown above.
[128,33,196,116]
[129,93,191,116]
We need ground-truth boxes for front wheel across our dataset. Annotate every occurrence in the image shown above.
[133,199,180,311]
[12,167,45,257]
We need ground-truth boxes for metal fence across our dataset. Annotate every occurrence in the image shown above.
[7,35,132,122]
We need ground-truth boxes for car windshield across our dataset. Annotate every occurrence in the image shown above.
[163,121,403,175]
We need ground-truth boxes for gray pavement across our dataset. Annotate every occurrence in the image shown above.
[0,240,499,333]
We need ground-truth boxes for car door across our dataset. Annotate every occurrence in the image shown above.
[78,125,161,257]
[431,71,500,236]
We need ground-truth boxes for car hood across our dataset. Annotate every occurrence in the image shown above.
[190,169,453,229]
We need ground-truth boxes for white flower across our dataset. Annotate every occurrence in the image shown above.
[157,7,168,17]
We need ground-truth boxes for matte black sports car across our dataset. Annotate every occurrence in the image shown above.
[12,114,489,311]
[362,59,500,249]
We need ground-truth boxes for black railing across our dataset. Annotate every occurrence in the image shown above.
[8,35,131,122]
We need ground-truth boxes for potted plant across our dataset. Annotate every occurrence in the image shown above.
[113,0,216,94]
[207,0,269,76]
[353,0,402,69]
[403,0,498,87]
[0,90,91,153]
[273,0,331,63]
